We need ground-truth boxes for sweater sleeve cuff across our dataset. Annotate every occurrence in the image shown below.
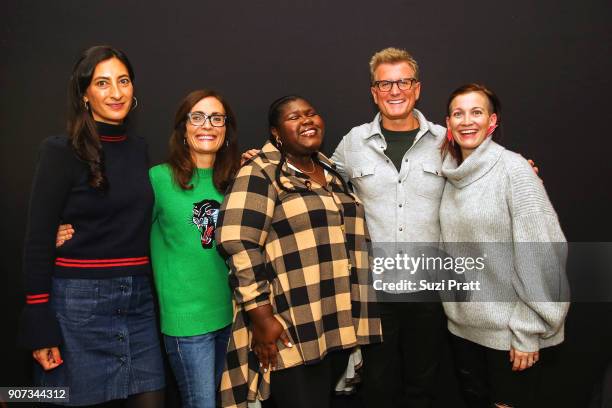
[17,304,63,350]
[510,332,540,353]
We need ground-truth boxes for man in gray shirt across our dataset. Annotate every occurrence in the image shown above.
[331,47,446,408]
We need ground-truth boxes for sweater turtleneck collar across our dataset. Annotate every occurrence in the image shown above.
[96,121,127,142]
[441,136,505,189]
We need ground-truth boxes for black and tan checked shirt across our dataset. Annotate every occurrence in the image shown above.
[216,141,382,407]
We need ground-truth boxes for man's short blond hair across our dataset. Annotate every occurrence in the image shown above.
[369,47,419,83]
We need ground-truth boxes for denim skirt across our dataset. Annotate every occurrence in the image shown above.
[34,275,165,406]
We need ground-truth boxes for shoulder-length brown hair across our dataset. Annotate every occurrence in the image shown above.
[440,83,502,164]
[67,45,135,190]
[168,89,239,192]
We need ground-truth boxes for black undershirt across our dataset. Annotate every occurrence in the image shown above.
[381,127,420,172]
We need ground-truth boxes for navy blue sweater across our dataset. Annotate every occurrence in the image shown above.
[18,123,153,349]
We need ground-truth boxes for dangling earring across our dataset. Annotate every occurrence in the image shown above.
[183,138,187,146]
[83,100,90,111]
[446,128,454,144]
[486,124,498,136]
[131,96,138,111]
[225,139,229,147]
[275,137,283,148]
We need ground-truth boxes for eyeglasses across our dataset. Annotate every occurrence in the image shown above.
[187,112,227,127]
[372,78,418,92]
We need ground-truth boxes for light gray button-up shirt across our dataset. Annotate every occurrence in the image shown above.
[332,110,446,244]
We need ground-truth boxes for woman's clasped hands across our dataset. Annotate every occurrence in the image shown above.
[248,305,292,372]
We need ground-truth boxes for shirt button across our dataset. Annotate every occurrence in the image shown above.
[116,309,122,315]
[399,227,404,232]
[398,203,403,208]
[398,180,402,184]
[340,225,345,232]
[117,333,124,341]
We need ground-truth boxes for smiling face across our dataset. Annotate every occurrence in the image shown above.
[371,62,421,130]
[83,57,133,124]
[185,97,226,164]
[271,98,324,156]
[446,91,498,159]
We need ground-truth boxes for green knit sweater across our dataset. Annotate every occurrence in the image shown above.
[149,164,232,336]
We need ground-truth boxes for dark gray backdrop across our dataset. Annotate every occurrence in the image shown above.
[2,1,611,406]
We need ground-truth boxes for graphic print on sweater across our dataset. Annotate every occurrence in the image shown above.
[192,199,220,249]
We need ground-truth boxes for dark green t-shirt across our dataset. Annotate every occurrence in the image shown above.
[381,127,420,172]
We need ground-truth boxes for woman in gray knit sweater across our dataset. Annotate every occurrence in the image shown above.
[439,83,569,408]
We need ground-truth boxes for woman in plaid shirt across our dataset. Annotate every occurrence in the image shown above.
[216,95,383,408]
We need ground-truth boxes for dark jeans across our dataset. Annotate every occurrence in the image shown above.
[268,349,351,408]
[449,333,542,408]
[360,298,446,408]
[590,358,612,408]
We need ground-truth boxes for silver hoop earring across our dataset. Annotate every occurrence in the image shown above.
[83,100,90,111]
[131,96,138,110]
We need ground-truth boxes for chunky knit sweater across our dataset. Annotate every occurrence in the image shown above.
[439,137,569,352]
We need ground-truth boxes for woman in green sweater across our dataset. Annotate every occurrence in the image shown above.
[148,89,239,408]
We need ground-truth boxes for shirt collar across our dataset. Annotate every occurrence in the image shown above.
[364,109,431,142]
[260,140,335,169]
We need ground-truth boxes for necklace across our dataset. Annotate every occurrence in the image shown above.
[288,157,316,174]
